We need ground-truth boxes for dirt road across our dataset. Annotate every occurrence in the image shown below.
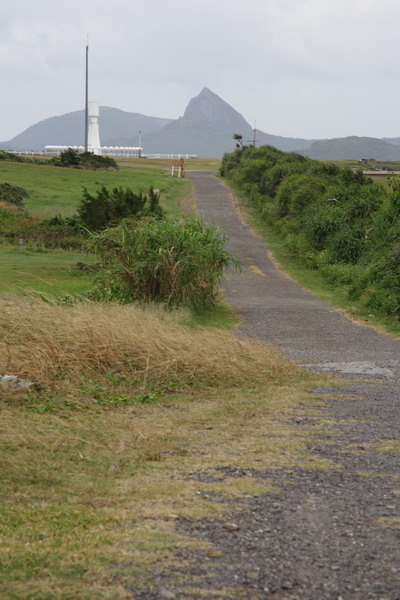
[176,171,400,600]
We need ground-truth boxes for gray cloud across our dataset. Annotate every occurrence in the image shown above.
[1,0,400,140]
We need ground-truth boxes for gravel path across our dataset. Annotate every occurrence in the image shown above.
[134,172,400,599]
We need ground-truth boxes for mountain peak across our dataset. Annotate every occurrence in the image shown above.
[182,88,251,131]
[198,87,216,97]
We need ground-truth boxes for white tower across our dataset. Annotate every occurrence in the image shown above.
[88,101,101,154]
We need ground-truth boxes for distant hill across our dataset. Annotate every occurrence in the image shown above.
[0,107,172,151]
[127,87,257,157]
[382,137,400,147]
[304,136,400,161]
[1,89,400,159]
[105,88,314,156]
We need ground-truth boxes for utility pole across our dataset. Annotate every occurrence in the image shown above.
[246,120,258,148]
[84,38,89,152]
[253,120,258,148]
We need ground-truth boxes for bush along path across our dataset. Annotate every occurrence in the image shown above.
[131,171,400,599]
[220,146,400,323]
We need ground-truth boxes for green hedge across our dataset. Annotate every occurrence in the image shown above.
[221,145,400,320]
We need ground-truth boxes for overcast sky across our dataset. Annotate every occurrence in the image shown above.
[1,0,400,142]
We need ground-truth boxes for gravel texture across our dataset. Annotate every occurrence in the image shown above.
[130,172,400,599]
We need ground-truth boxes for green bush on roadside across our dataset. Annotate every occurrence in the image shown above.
[221,145,400,320]
[87,217,240,309]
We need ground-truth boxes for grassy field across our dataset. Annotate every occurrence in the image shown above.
[0,160,193,217]
[0,299,329,600]
[0,247,94,297]
[0,159,195,297]
[117,157,221,171]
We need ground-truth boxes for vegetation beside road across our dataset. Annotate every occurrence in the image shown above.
[221,146,400,334]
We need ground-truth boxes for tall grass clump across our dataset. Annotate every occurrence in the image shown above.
[87,217,239,309]
[0,298,296,387]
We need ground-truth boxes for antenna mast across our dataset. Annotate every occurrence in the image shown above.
[84,38,89,152]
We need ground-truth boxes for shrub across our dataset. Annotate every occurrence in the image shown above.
[220,148,244,177]
[326,224,366,264]
[304,204,340,250]
[366,244,400,317]
[87,217,240,309]
[58,148,82,167]
[276,174,327,217]
[339,167,371,186]
[0,151,23,162]
[80,152,118,170]
[220,145,400,320]
[51,149,118,170]
[320,262,365,287]
[283,233,318,267]
[234,158,272,187]
[78,185,163,231]
[260,163,303,198]
[0,183,29,207]
[0,208,87,249]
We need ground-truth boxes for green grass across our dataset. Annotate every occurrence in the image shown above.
[0,247,94,297]
[328,159,400,170]
[117,157,221,171]
[0,161,192,218]
[0,161,237,325]
[189,301,240,329]
[0,160,193,301]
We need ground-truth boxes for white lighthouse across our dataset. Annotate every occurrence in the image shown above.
[43,44,142,158]
[87,101,101,154]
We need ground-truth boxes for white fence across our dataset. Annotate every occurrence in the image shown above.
[3,150,198,160]
[143,153,197,159]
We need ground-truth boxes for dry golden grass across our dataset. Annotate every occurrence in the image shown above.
[0,298,296,386]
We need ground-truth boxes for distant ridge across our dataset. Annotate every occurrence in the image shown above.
[304,136,400,161]
[1,88,400,159]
